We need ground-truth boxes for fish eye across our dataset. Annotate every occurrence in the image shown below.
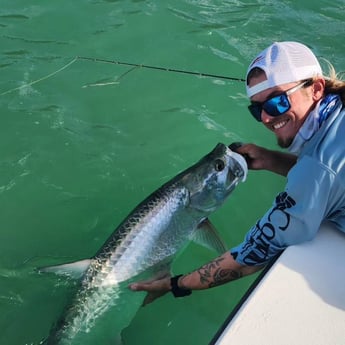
[214,159,225,172]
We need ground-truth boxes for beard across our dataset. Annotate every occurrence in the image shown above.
[277,135,294,148]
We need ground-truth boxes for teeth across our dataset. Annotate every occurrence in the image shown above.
[273,121,286,130]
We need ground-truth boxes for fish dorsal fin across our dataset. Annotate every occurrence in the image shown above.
[192,218,227,254]
[38,259,91,279]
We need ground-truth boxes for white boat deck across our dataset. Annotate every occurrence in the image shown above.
[212,223,345,345]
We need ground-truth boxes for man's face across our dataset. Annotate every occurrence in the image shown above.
[248,73,315,148]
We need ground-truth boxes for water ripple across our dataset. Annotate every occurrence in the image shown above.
[181,106,238,139]
[0,14,29,20]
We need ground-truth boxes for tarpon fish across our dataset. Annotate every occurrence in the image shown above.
[41,143,247,345]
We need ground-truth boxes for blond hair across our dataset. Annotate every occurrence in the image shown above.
[322,60,345,104]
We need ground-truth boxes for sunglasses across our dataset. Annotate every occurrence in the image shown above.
[248,80,311,122]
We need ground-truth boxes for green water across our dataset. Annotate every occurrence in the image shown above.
[1,0,344,344]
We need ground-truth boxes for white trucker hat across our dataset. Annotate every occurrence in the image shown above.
[246,41,323,97]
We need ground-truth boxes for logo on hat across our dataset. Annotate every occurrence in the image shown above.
[250,55,264,67]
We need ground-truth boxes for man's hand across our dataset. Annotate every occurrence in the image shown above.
[235,143,297,176]
[129,275,171,305]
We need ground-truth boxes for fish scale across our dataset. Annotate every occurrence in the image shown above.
[101,187,189,284]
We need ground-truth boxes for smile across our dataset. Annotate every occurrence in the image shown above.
[272,120,288,130]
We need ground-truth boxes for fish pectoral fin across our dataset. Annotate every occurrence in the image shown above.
[38,259,91,279]
[141,272,171,306]
[192,218,227,254]
[143,290,170,306]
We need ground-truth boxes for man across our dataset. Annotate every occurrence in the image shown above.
[129,41,345,300]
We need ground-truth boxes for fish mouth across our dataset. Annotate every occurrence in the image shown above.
[226,147,248,182]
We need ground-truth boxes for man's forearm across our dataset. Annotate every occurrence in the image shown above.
[178,252,263,290]
[266,150,297,176]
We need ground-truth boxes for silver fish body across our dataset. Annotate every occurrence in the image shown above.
[44,143,247,344]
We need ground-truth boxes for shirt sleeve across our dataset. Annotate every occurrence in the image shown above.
[231,156,335,266]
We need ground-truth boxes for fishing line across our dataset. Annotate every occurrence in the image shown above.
[0,56,245,96]
[81,65,139,88]
[0,57,78,96]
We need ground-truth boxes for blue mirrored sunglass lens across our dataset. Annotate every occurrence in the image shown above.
[248,93,292,121]
[263,94,290,116]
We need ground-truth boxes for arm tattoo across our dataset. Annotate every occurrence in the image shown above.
[197,257,243,288]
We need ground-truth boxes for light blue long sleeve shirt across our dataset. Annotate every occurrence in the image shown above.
[231,100,345,266]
